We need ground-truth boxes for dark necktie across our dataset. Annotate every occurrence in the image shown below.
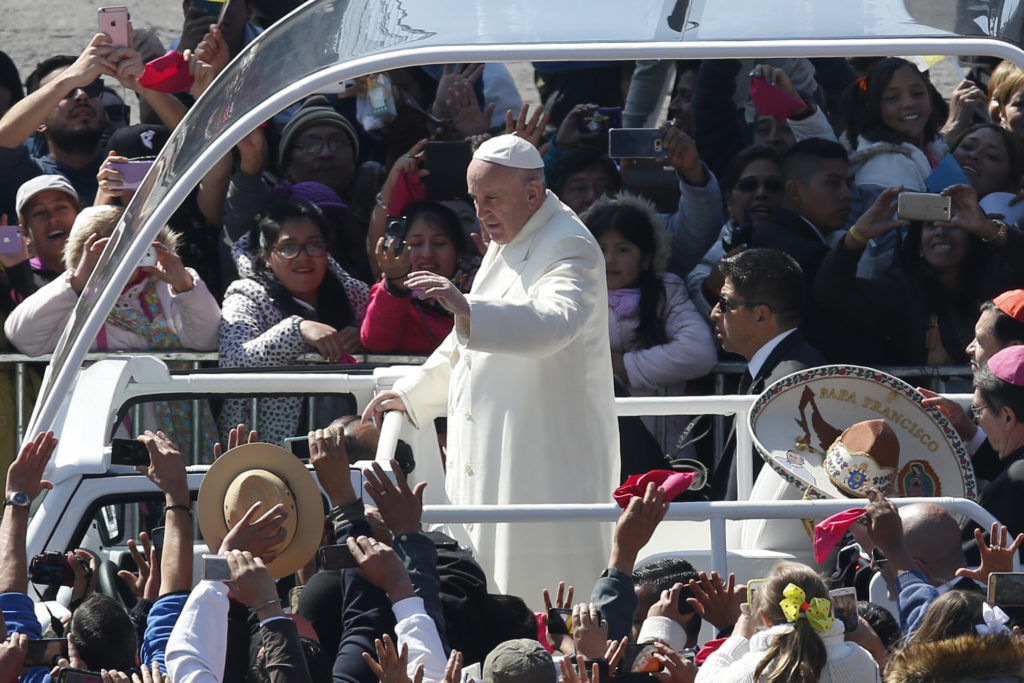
[737,369,753,395]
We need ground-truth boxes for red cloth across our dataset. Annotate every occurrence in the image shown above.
[138,50,195,94]
[389,172,427,216]
[612,470,694,508]
[695,637,727,665]
[359,280,453,354]
[534,612,556,654]
[749,77,806,121]
[813,508,867,563]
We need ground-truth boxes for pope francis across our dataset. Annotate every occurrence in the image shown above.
[364,134,619,599]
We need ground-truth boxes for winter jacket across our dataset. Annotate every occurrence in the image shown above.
[218,233,368,445]
[359,280,453,354]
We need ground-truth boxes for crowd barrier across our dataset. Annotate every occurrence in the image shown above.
[3,351,975,453]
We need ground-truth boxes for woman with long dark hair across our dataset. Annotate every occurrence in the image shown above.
[219,199,368,445]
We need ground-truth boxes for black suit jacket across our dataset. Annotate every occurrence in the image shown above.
[712,330,827,500]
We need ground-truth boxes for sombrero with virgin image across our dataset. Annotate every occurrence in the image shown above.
[748,365,976,501]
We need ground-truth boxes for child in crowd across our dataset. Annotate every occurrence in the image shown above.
[696,561,880,683]
[582,192,716,452]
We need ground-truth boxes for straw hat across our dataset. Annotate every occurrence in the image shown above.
[749,365,977,501]
[198,443,323,578]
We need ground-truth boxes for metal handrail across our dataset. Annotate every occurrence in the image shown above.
[421,498,1006,577]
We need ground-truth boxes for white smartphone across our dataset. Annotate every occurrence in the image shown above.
[98,7,130,47]
[829,586,858,632]
[201,553,232,581]
[138,246,157,268]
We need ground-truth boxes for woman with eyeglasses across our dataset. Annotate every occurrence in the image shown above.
[686,145,785,321]
[218,199,369,445]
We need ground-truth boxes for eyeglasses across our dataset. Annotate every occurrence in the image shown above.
[715,295,769,313]
[971,403,989,420]
[734,176,784,194]
[273,241,328,259]
[66,79,104,100]
[293,135,351,154]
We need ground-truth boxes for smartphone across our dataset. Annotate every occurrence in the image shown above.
[25,638,69,667]
[608,128,667,159]
[29,551,75,586]
[897,192,952,222]
[318,543,359,570]
[578,106,622,134]
[108,159,153,191]
[583,658,610,683]
[191,0,229,23]
[138,246,157,268]
[829,586,858,632]
[98,7,130,47]
[423,141,472,201]
[746,578,766,606]
[988,572,1024,606]
[385,216,408,254]
[201,553,232,581]
[110,438,150,467]
[283,435,311,459]
[546,607,574,635]
[56,668,103,683]
[618,642,659,674]
[677,584,696,615]
[0,226,24,255]
[149,525,165,552]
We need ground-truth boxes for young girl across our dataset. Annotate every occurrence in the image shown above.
[756,57,948,193]
[696,562,880,683]
[582,193,716,453]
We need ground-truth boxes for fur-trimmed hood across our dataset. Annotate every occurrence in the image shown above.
[885,633,1024,682]
[579,191,671,273]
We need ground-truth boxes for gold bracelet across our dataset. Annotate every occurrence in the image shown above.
[983,220,1009,247]
[848,224,869,245]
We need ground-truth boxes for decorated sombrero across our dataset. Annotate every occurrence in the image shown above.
[748,365,976,501]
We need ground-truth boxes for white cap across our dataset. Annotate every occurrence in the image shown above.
[472,134,544,169]
[16,175,79,216]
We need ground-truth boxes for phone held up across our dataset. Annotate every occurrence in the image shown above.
[110,438,150,467]
[97,7,130,47]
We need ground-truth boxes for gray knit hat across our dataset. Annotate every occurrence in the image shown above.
[279,95,360,167]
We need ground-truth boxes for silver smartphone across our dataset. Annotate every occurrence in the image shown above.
[896,192,952,222]
[828,586,858,632]
[201,553,232,581]
[988,572,1024,606]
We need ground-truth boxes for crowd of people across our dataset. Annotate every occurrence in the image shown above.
[4,0,1024,679]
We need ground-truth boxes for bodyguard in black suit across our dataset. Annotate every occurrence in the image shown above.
[706,248,826,499]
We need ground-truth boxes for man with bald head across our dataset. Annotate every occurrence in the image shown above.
[364,134,618,599]
[863,489,981,636]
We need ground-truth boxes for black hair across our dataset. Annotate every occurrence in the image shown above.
[632,558,702,642]
[976,361,1024,422]
[550,146,622,198]
[857,601,901,652]
[403,201,467,260]
[251,199,354,329]
[897,222,989,365]
[781,138,848,185]
[0,51,24,109]
[718,248,805,329]
[71,594,138,672]
[838,57,947,150]
[951,122,1024,193]
[723,144,784,193]
[981,300,1024,347]
[584,200,667,348]
[25,55,76,94]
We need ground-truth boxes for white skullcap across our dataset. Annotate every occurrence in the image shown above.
[472,134,544,169]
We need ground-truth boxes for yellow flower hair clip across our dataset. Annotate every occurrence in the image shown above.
[778,583,835,634]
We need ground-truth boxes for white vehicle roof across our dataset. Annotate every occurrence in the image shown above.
[26,0,1024,436]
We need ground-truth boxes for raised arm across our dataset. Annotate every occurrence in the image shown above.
[0,432,56,594]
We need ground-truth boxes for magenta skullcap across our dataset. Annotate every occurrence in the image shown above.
[988,345,1024,386]
[473,134,544,169]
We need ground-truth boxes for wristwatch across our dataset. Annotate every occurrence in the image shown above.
[3,491,30,509]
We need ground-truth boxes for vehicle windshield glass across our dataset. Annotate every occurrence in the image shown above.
[31,0,1024,436]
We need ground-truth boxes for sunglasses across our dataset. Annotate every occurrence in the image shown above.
[734,176,784,194]
[66,79,104,100]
